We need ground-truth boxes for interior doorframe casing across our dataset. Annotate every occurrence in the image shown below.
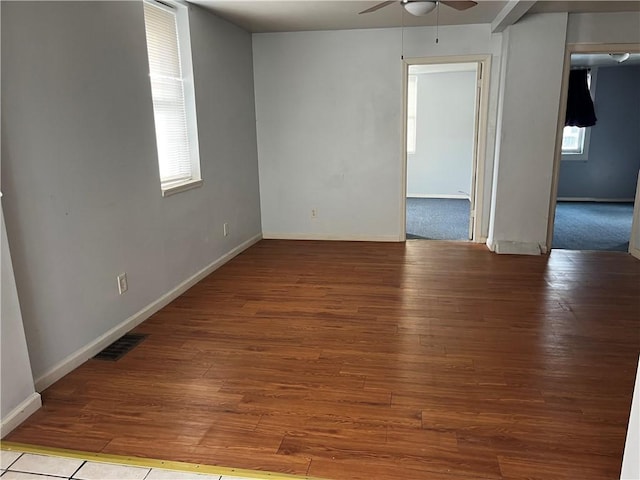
[400,54,492,242]
[546,43,640,255]
[630,178,640,259]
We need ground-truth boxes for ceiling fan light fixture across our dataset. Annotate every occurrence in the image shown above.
[609,53,630,63]
[403,0,438,16]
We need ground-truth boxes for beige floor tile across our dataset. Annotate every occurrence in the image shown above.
[2,471,73,480]
[9,453,83,477]
[72,461,149,480]
[0,450,22,469]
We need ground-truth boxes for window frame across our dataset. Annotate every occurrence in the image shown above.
[143,0,202,197]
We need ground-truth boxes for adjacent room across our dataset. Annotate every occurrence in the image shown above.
[553,55,640,252]
[405,62,478,241]
[2,1,639,480]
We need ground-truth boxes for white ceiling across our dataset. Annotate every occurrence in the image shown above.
[188,1,508,32]
[189,0,640,33]
[528,0,640,15]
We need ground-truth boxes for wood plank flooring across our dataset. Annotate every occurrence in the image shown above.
[7,240,640,479]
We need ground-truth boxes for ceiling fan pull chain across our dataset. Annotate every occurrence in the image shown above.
[401,4,405,59]
[436,1,439,44]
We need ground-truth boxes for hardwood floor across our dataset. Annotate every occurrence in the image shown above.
[7,240,640,480]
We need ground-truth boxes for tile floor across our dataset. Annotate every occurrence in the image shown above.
[0,449,290,480]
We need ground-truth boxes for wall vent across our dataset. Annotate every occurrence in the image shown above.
[94,333,147,361]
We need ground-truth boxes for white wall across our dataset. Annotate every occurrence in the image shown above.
[621,358,640,479]
[253,24,501,241]
[1,201,41,437]
[1,2,261,386]
[567,12,640,45]
[407,69,476,198]
[487,13,568,254]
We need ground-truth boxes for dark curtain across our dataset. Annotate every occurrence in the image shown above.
[565,69,597,127]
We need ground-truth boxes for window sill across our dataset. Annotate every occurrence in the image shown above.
[161,179,203,197]
[561,153,588,162]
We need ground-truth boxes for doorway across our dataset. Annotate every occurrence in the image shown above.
[402,56,490,242]
[548,48,640,253]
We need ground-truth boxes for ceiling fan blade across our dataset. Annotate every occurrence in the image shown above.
[359,1,396,14]
[440,0,478,11]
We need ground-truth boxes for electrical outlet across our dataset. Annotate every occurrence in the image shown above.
[117,273,128,295]
[223,222,229,237]
[311,209,317,218]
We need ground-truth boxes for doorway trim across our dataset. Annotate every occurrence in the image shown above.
[546,43,640,253]
[400,54,492,242]
[630,178,640,259]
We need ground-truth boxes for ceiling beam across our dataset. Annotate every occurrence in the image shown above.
[491,0,537,33]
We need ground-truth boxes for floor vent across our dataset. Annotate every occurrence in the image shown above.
[94,333,147,361]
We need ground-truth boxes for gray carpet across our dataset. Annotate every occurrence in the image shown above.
[406,198,470,240]
[552,201,633,251]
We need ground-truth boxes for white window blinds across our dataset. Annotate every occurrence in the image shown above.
[144,0,194,187]
[561,126,585,154]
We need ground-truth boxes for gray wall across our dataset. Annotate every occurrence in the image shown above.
[407,69,476,198]
[558,65,640,199]
[1,1,261,381]
[1,203,39,432]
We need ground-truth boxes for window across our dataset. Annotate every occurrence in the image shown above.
[143,0,201,196]
[407,75,418,154]
[561,126,586,154]
[562,70,594,158]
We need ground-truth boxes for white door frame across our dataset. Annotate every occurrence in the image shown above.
[547,43,640,253]
[630,176,640,259]
[400,54,492,242]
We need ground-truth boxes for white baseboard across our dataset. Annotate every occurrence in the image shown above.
[630,246,640,260]
[262,233,401,242]
[407,194,470,200]
[491,240,543,255]
[34,233,262,392]
[1,392,42,438]
[557,197,635,203]
[263,233,486,244]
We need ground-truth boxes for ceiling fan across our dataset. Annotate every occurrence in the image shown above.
[359,0,478,16]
